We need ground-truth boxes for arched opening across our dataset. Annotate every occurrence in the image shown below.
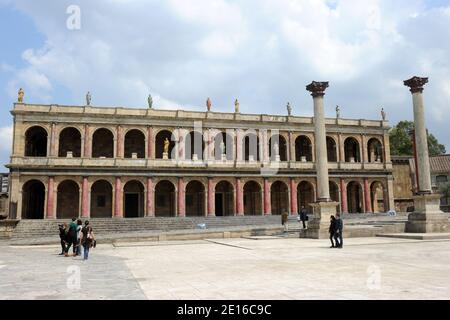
[215,181,234,216]
[123,180,145,217]
[297,181,315,214]
[92,128,114,158]
[270,181,289,215]
[155,180,175,217]
[243,181,262,215]
[371,181,386,213]
[58,127,81,158]
[185,180,205,216]
[90,180,113,218]
[155,130,175,159]
[327,137,337,162]
[295,136,312,162]
[125,130,145,159]
[25,126,47,157]
[347,181,363,213]
[56,180,80,219]
[344,137,361,162]
[329,181,340,214]
[243,133,259,161]
[368,138,383,163]
[269,135,287,161]
[22,180,45,219]
[214,132,234,160]
[185,131,205,160]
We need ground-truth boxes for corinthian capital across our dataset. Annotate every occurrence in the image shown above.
[306,81,329,97]
[404,76,428,93]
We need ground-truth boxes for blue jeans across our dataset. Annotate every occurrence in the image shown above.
[83,243,90,260]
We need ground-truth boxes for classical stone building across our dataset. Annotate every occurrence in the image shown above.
[7,102,395,220]
[0,173,9,218]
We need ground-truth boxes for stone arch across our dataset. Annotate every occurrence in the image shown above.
[124,129,146,159]
[297,181,315,214]
[92,128,114,158]
[185,180,205,216]
[58,127,81,158]
[295,135,312,162]
[243,133,259,161]
[56,180,80,219]
[214,132,234,160]
[269,134,287,161]
[344,137,361,162]
[329,180,340,213]
[123,180,145,217]
[25,126,48,157]
[90,180,113,218]
[326,136,337,162]
[367,138,383,163]
[155,130,175,159]
[347,181,363,213]
[370,181,386,213]
[155,180,176,217]
[215,180,234,216]
[243,180,262,215]
[270,181,289,215]
[22,179,45,219]
[185,131,205,160]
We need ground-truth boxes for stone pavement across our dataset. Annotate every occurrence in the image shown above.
[1,237,450,299]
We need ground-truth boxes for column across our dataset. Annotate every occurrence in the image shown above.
[361,134,366,163]
[263,130,269,162]
[81,177,90,218]
[340,178,348,213]
[306,81,331,201]
[288,132,293,162]
[146,177,154,217]
[236,129,242,161]
[258,130,264,162]
[404,77,432,193]
[235,177,244,215]
[114,177,123,217]
[290,178,298,215]
[177,177,185,217]
[363,178,372,213]
[117,125,124,158]
[83,125,91,158]
[147,127,154,159]
[50,123,57,156]
[46,176,55,219]
[207,177,215,216]
[263,178,271,215]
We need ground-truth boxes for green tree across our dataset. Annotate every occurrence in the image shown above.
[389,120,446,156]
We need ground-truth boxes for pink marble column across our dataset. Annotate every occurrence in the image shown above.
[290,178,298,215]
[117,126,124,158]
[46,176,55,219]
[177,177,185,217]
[340,178,348,213]
[146,177,154,217]
[263,178,271,215]
[83,125,91,158]
[147,127,154,159]
[207,177,215,216]
[81,177,90,218]
[364,178,372,213]
[114,177,123,217]
[235,178,244,215]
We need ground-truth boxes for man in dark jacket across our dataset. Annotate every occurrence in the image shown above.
[58,224,67,255]
[65,217,78,257]
[299,206,308,229]
[334,213,343,248]
[329,215,336,248]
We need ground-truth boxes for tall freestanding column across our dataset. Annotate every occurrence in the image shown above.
[114,177,123,218]
[304,81,338,239]
[403,76,449,233]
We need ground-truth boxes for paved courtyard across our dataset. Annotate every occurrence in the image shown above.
[1,236,450,299]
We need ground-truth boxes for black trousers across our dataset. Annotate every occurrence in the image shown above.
[334,232,343,247]
[301,220,306,229]
[60,239,66,253]
[65,238,77,254]
[329,234,335,247]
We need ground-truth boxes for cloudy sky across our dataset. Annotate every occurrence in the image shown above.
[0,0,449,169]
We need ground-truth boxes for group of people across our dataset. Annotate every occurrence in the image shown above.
[58,218,96,260]
[328,213,343,248]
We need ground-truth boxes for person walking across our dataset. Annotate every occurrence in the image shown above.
[334,213,344,248]
[281,212,289,233]
[80,220,95,261]
[64,217,78,257]
[329,215,337,248]
[58,223,67,255]
[75,219,83,256]
[299,206,308,229]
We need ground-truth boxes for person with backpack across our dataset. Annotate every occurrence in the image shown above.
[64,217,78,257]
[80,220,95,260]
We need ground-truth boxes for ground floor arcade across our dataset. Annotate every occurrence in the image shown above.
[10,174,395,219]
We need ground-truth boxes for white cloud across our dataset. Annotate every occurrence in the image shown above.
[0,125,13,153]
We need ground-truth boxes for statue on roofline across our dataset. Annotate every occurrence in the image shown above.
[18,88,24,103]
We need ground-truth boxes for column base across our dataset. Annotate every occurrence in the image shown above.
[405,193,450,233]
[302,201,339,239]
